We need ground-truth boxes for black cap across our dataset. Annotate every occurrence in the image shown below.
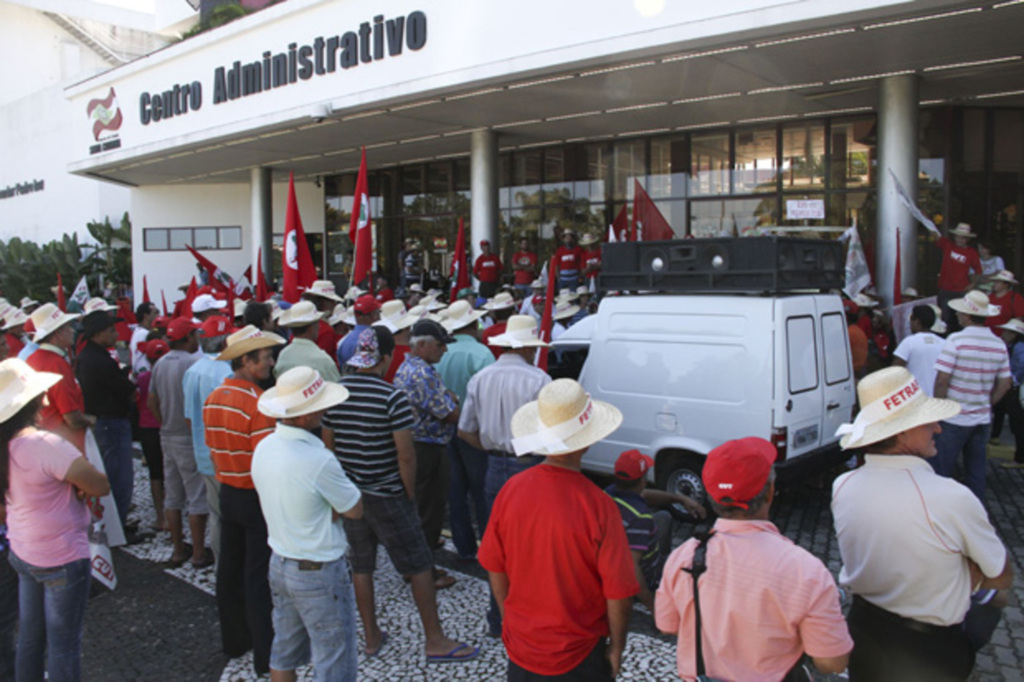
[410,318,456,345]
[81,311,122,338]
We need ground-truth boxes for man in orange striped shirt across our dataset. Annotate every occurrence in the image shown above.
[203,326,285,677]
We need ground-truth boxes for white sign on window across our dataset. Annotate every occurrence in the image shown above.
[786,199,825,220]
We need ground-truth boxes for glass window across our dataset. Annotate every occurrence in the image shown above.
[691,132,730,196]
[574,143,608,203]
[690,197,774,237]
[143,228,168,251]
[735,127,778,194]
[193,227,218,249]
[543,147,573,205]
[786,316,818,394]
[510,150,542,209]
[169,229,191,251]
[781,122,825,191]
[219,226,242,249]
[649,136,688,199]
[829,116,876,189]
[499,153,511,209]
[612,140,645,201]
[401,164,425,215]
[821,312,851,385]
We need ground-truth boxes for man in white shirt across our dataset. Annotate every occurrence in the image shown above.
[130,301,159,374]
[892,304,945,396]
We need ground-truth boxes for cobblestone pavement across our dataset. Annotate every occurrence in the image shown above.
[78,434,1024,681]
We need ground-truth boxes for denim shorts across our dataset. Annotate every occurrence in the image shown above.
[343,493,433,576]
[268,553,357,680]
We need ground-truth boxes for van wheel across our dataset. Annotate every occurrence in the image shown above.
[658,454,707,508]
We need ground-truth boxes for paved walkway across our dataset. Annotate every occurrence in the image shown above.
[79,436,1024,681]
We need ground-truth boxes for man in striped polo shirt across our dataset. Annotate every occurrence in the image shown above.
[322,326,479,663]
[202,325,285,677]
[933,291,1012,500]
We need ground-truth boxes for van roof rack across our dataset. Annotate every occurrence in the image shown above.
[597,236,844,294]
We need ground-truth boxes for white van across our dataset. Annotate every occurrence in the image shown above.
[554,271,855,502]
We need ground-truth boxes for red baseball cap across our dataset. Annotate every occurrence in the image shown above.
[843,299,859,316]
[353,294,381,314]
[702,437,777,509]
[153,316,171,329]
[480,239,491,247]
[167,317,202,341]
[142,339,170,361]
[614,449,654,482]
[200,315,235,337]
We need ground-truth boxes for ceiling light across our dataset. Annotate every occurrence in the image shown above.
[616,128,671,137]
[754,28,856,48]
[923,55,1021,71]
[493,119,543,129]
[442,129,480,137]
[748,82,823,95]
[672,92,742,105]
[390,99,441,111]
[830,69,915,84]
[546,110,602,121]
[802,106,872,116]
[605,102,668,114]
[321,148,356,157]
[195,144,224,153]
[920,99,948,105]
[975,89,1024,99]
[736,114,800,124]
[258,129,293,139]
[167,151,193,159]
[993,0,1024,7]
[288,154,319,162]
[400,134,442,144]
[518,141,555,149]
[365,141,397,149]
[342,109,386,121]
[509,74,576,89]
[445,87,503,101]
[433,151,470,160]
[675,121,731,131]
[863,7,982,30]
[661,46,748,63]
[580,61,655,77]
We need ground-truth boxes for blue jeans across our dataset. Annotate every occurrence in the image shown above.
[8,552,91,682]
[0,544,18,680]
[267,553,357,681]
[447,438,490,559]
[932,421,990,501]
[93,418,134,529]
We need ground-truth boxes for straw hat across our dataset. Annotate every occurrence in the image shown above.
[484,292,515,311]
[530,279,544,290]
[419,295,445,312]
[404,305,429,323]
[510,379,622,456]
[991,270,1018,286]
[20,297,39,309]
[948,222,975,238]
[836,366,960,450]
[278,300,325,327]
[3,308,29,331]
[305,279,342,302]
[257,366,350,419]
[575,286,592,297]
[30,303,79,343]
[551,299,580,321]
[487,315,551,349]
[998,318,1024,336]
[901,287,921,300]
[853,293,878,309]
[556,288,579,303]
[328,303,354,327]
[83,297,118,314]
[408,283,425,294]
[217,325,285,361]
[376,300,414,332]
[0,358,61,424]
[948,290,1000,317]
[927,304,947,335]
[443,300,486,332]
[344,286,365,302]
[579,233,599,246]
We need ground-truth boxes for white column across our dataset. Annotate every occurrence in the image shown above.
[470,130,499,285]
[876,74,918,309]
[250,167,272,285]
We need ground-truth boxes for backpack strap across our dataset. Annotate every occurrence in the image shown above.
[682,530,715,677]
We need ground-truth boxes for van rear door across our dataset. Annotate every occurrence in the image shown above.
[775,298,824,459]
[817,297,856,444]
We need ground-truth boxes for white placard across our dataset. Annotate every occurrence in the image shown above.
[786,199,825,220]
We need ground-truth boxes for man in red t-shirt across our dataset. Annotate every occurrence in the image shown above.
[986,270,1024,334]
[473,240,503,299]
[511,237,538,296]
[26,303,94,452]
[478,379,638,680]
[935,223,982,329]
[554,230,584,290]
[580,233,602,282]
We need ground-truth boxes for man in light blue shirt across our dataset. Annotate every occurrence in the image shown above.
[182,316,234,566]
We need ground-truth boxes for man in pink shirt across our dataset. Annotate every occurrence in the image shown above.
[655,438,852,681]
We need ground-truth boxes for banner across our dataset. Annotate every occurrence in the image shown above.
[632,180,674,241]
[84,430,124,589]
[282,171,317,302]
[889,169,940,236]
[349,147,374,290]
[70,276,90,309]
[840,223,872,299]
[186,244,234,293]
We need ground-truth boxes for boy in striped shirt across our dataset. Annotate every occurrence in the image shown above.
[933,291,1012,500]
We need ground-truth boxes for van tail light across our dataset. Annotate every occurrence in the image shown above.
[771,427,788,462]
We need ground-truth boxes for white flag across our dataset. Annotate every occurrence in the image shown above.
[889,169,940,235]
[839,222,872,299]
[70,276,90,309]
[607,224,618,243]
[84,430,123,589]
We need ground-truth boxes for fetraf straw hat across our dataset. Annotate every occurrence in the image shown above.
[443,300,486,332]
[948,222,976,238]
[484,292,515,311]
[217,325,286,361]
[3,308,29,331]
[305,279,343,302]
[419,295,445,312]
[998,318,1024,336]
[30,303,80,343]
[928,304,947,335]
[579,233,599,246]
[487,315,551,349]
[375,299,414,332]
[836,366,960,450]
[278,300,325,327]
[991,270,1018,286]
[949,290,1000,317]
[83,298,118,314]
[257,366,350,419]
[0,358,61,424]
[556,288,579,303]
[327,303,353,327]
[511,379,622,456]
[552,299,581,321]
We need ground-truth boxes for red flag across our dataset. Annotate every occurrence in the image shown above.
[142,276,151,304]
[633,180,675,241]
[893,227,902,306]
[180,277,198,318]
[56,273,66,312]
[282,172,317,303]
[256,247,271,302]
[449,216,470,300]
[609,205,628,242]
[349,148,374,290]
[234,266,253,300]
[185,244,234,293]
[161,290,169,316]
[536,256,558,371]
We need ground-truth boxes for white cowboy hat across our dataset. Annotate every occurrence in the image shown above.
[266,300,284,321]
[927,304,947,335]
[0,359,62,424]
[511,379,622,456]
[257,366,350,419]
[552,299,580,321]
[998,318,1024,336]
[305,279,343,302]
[327,303,348,327]
[991,270,1018,286]
[487,315,551,349]
[948,290,1001,318]
[556,288,579,303]
[278,300,325,328]
[530,279,545,289]
[575,286,592,296]
[836,366,960,450]
[376,299,414,332]
[83,298,118,314]
[408,283,425,294]
[443,300,486,332]
[419,295,445,312]
[901,287,921,300]
[20,297,39,309]
[30,303,80,343]
[948,222,976,238]
[853,293,878,309]
[3,308,29,331]
[484,292,516,311]
[404,305,429,323]
[0,301,11,321]
[578,233,599,246]
[217,325,286,361]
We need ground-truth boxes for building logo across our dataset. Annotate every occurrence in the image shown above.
[87,87,123,155]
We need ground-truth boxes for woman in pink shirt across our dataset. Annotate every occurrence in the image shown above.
[1,358,109,682]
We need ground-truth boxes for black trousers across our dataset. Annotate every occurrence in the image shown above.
[848,596,974,682]
[992,387,1024,461]
[508,638,611,682]
[217,485,274,675]
[413,441,450,549]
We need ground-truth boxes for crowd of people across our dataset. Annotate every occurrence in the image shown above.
[0,219,1021,681]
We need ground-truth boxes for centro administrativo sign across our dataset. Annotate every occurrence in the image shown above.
[137,10,428,126]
